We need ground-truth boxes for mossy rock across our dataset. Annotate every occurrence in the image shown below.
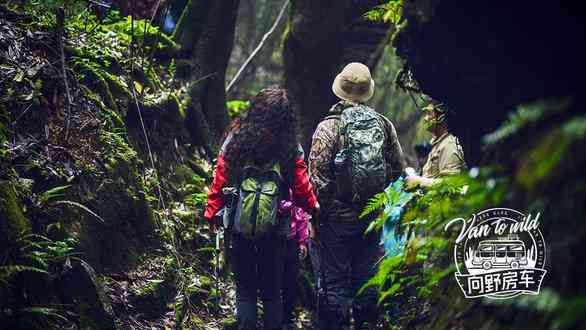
[221,317,238,330]
[126,91,184,125]
[73,61,119,113]
[56,260,116,330]
[75,131,157,272]
[129,272,176,319]
[79,85,126,129]
[169,164,206,195]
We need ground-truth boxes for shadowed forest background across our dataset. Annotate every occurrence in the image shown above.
[0,0,585,329]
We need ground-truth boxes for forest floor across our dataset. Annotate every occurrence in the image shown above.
[101,252,315,329]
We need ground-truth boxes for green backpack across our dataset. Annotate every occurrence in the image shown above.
[333,105,388,205]
[232,162,283,240]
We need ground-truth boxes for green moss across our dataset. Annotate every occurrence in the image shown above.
[170,164,206,193]
[221,317,238,329]
[0,181,31,249]
[79,85,126,129]
[101,70,132,102]
[106,17,177,54]
[74,131,157,271]
[98,131,146,193]
[130,270,176,318]
[141,92,181,117]
[74,61,118,113]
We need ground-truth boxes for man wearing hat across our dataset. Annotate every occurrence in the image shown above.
[308,62,405,329]
[406,96,467,189]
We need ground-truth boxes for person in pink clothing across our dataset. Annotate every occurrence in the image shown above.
[279,197,310,329]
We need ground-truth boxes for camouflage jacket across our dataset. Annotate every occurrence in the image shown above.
[308,101,406,211]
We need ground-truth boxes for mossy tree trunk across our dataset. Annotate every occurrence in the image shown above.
[283,0,388,151]
[174,0,240,154]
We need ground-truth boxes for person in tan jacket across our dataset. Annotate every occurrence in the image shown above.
[406,96,466,188]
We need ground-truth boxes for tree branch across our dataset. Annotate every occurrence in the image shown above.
[226,0,289,93]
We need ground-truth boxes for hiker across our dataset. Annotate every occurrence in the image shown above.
[405,96,467,189]
[279,195,310,330]
[204,87,318,330]
[309,62,406,330]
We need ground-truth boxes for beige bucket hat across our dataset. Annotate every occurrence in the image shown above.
[332,62,375,103]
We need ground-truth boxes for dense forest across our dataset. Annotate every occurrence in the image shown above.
[1,0,585,329]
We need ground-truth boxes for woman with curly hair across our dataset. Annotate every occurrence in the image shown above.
[204,87,318,330]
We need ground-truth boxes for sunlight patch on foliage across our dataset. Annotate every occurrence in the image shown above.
[226,99,250,120]
[364,1,404,25]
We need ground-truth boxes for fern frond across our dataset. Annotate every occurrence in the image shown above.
[359,192,387,219]
[50,200,105,223]
[18,307,69,322]
[19,233,52,243]
[0,265,49,283]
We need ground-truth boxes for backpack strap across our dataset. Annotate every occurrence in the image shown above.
[373,111,393,137]
[322,114,343,165]
[371,111,394,179]
[324,114,341,121]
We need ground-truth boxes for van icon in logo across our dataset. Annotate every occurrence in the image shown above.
[445,208,547,299]
[471,239,528,270]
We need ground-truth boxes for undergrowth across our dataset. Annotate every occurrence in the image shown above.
[361,99,586,328]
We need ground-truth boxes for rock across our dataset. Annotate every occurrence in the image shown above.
[56,259,116,330]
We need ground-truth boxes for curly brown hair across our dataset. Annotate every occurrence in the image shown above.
[223,87,298,185]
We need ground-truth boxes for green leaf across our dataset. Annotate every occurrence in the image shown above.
[378,282,401,305]
[39,185,71,203]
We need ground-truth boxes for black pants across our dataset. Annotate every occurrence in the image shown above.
[318,220,380,330]
[232,234,286,330]
[282,239,300,326]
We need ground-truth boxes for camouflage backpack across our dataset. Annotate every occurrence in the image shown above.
[232,161,283,240]
[332,105,388,205]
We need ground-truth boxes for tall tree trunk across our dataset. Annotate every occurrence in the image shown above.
[174,0,240,153]
[283,0,347,151]
[283,0,388,151]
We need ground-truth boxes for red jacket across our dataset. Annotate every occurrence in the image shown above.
[204,140,317,221]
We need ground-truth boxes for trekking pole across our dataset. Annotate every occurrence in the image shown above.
[314,220,327,328]
[214,187,237,311]
[214,228,222,310]
[221,187,237,272]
